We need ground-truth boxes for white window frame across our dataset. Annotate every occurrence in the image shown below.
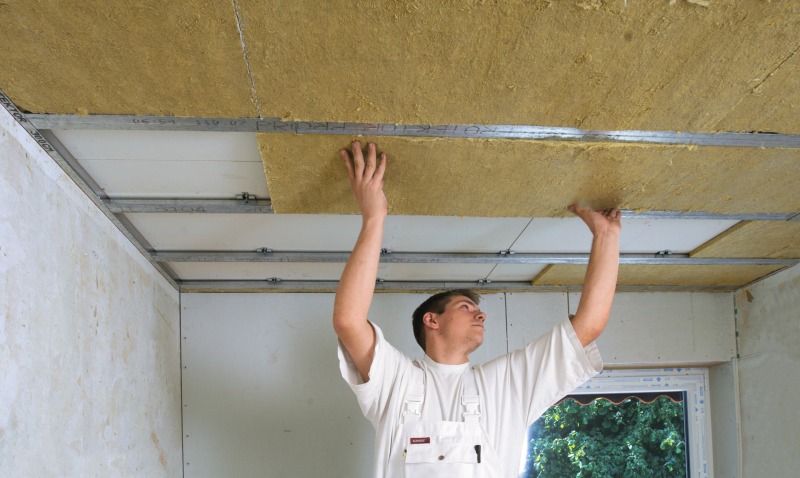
[557,367,712,478]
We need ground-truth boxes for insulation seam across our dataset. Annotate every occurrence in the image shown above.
[231,0,262,118]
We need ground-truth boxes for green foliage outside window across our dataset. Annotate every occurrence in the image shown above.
[524,395,687,478]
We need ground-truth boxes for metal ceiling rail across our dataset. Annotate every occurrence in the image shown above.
[102,198,797,221]
[619,210,797,222]
[0,91,180,289]
[105,197,274,214]
[178,280,740,293]
[152,250,799,266]
[27,113,800,148]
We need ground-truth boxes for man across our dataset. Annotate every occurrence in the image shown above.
[334,141,620,477]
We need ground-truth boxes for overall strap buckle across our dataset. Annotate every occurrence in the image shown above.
[402,367,425,424]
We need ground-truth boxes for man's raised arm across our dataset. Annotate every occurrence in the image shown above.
[333,141,387,382]
[568,205,621,346]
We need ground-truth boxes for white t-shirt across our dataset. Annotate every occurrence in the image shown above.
[338,319,603,477]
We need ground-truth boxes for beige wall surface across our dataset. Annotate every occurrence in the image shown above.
[0,108,182,476]
[735,263,800,476]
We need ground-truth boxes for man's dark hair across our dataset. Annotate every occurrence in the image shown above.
[411,289,481,352]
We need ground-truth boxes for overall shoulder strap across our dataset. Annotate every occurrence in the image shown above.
[462,366,481,424]
[401,362,426,424]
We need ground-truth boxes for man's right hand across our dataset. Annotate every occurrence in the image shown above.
[340,141,387,220]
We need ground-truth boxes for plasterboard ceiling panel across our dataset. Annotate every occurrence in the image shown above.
[377,263,496,282]
[169,262,346,281]
[383,216,530,252]
[533,264,786,288]
[692,222,800,259]
[127,213,530,252]
[512,218,739,254]
[0,0,255,117]
[240,0,800,133]
[49,130,262,162]
[78,160,268,198]
[260,134,800,217]
[125,213,361,251]
[487,264,548,282]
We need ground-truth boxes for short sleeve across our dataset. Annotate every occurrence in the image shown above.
[481,318,603,426]
[337,321,413,427]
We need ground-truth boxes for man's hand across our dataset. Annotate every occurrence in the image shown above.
[340,141,387,221]
[568,204,621,346]
[333,141,388,383]
[568,204,622,237]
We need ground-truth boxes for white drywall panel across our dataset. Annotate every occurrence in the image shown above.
[129,214,528,253]
[169,261,347,281]
[512,217,738,253]
[565,292,734,366]
[51,129,262,162]
[735,264,800,476]
[182,291,739,476]
[180,293,507,478]
[382,216,530,252]
[377,262,496,281]
[78,159,269,198]
[709,360,741,477]
[0,108,182,476]
[127,213,361,251]
[504,292,570,351]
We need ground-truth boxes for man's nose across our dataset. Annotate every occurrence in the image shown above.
[476,310,486,322]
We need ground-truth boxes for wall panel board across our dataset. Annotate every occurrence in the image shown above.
[181,291,733,476]
[735,264,800,476]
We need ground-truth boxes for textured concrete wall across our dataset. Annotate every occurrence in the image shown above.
[0,108,182,476]
[735,264,800,477]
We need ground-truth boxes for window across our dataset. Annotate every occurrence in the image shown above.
[523,369,710,478]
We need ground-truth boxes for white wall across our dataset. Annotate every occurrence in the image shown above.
[709,360,740,477]
[0,108,182,477]
[736,264,800,477]
[181,290,734,478]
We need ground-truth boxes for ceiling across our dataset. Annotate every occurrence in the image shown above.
[1,1,799,292]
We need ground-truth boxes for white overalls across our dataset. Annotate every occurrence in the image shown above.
[387,363,503,478]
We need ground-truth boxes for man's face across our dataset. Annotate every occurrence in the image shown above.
[435,295,487,354]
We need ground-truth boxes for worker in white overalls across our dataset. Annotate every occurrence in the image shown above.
[334,141,620,477]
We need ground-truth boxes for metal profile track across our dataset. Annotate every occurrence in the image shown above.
[153,250,799,266]
[3,91,797,294]
[105,198,273,214]
[178,280,740,293]
[103,198,796,220]
[27,113,800,148]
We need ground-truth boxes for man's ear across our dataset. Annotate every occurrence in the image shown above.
[423,312,439,330]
